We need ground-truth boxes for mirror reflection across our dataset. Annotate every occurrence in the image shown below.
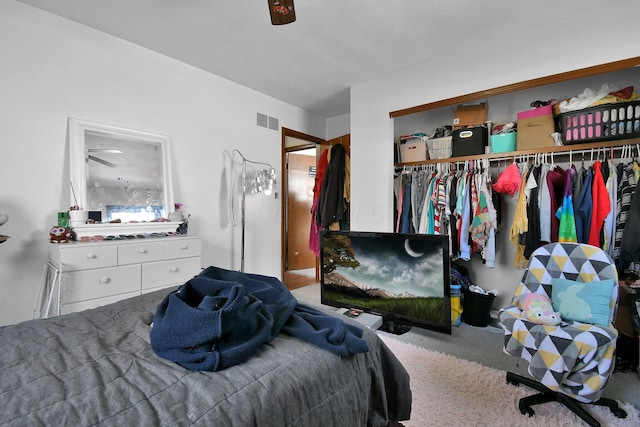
[69,118,174,225]
[85,131,165,221]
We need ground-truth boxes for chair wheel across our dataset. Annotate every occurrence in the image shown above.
[519,402,535,417]
[611,407,627,419]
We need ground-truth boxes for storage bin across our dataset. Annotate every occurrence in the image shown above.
[555,101,640,144]
[463,289,495,327]
[427,136,452,159]
[399,137,427,162]
[490,133,517,153]
[451,126,488,157]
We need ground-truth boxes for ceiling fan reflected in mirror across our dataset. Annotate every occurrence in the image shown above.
[268,0,296,25]
[87,148,122,168]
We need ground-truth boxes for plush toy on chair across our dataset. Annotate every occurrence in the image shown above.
[521,293,561,326]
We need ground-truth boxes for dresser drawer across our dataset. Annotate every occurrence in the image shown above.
[118,241,164,265]
[165,238,202,259]
[61,264,141,304]
[141,257,201,290]
[57,245,118,270]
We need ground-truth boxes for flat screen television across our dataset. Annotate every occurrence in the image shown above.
[321,230,451,335]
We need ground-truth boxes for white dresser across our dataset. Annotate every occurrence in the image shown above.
[42,236,202,317]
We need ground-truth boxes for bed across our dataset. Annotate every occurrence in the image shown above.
[0,271,411,426]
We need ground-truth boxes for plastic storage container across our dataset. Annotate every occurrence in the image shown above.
[399,136,427,162]
[490,133,517,153]
[555,101,640,144]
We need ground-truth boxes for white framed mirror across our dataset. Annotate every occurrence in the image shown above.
[68,118,180,238]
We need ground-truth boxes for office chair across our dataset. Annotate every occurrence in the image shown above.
[499,242,627,427]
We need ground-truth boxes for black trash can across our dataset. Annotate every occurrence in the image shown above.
[463,289,496,327]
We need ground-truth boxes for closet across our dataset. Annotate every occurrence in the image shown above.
[390,57,640,304]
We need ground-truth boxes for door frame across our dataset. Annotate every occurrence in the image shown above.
[280,127,325,280]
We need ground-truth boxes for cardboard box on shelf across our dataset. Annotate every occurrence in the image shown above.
[516,104,553,120]
[453,103,488,130]
[517,114,556,150]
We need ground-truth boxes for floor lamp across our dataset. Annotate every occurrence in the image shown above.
[232,149,276,272]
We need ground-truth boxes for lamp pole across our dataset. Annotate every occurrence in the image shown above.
[241,158,247,272]
[232,149,275,273]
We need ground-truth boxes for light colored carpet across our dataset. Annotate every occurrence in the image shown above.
[379,334,640,427]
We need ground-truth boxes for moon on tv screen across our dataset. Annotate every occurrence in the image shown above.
[404,239,424,257]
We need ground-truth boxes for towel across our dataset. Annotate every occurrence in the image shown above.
[150,266,369,371]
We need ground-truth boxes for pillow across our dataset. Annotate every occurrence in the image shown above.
[551,278,615,327]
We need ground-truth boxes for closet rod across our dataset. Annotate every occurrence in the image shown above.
[395,137,640,169]
[395,142,639,172]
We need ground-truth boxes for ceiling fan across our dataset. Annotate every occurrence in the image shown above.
[268,0,296,25]
[87,148,122,168]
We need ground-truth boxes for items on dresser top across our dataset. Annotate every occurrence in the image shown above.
[39,236,202,318]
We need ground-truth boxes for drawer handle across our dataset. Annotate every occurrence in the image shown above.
[99,277,111,284]
[86,254,97,259]
[138,248,148,254]
[180,245,189,250]
[170,266,180,273]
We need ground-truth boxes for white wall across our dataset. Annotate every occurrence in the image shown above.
[349,1,640,309]
[0,1,325,326]
[326,113,350,140]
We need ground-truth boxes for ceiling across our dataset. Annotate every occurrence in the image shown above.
[16,0,613,118]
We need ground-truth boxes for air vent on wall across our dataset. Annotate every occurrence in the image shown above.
[257,112,279,131]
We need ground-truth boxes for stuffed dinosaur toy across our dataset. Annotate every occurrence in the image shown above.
[521,293,562,326]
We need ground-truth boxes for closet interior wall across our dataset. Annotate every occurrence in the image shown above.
[393,67,638,142]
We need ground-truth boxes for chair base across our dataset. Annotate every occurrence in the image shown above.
[506,372,627,427]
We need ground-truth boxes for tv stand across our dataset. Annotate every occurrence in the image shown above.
[379,319,412,335]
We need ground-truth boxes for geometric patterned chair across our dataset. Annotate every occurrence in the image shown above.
[499,243,627,427]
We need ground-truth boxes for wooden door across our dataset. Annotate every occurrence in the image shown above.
[286,152,316,270]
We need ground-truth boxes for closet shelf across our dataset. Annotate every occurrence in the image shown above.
[395,137,640,168]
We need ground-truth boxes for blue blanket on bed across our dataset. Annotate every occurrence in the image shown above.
[150,266,369,371]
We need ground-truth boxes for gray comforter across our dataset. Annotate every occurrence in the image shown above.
[0,288,411,426]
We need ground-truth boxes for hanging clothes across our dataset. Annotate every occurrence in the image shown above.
[317,144,346,229]
[400,174,412,233]
[575,166,594,244]
[524,165,542,259]
[619,167,640,270]
[538,162,552,243]
[614,162,636,262]
[556,167,577,243]
[510,164,529,269]
[394,172,403,233]
[458,169,473,261]
[309,148,329,256]
[546,165,566,243]
[588,160,610,247]
[447,172,460,257]
[603,158,618,256]
[470,164,493,250]
[476,160,496,267]
[411,169,430,233]
[417,171,436,234]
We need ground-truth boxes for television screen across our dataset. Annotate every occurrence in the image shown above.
[321,230,451,335]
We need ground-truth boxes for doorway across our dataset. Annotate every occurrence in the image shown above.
[281,128,325,289]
